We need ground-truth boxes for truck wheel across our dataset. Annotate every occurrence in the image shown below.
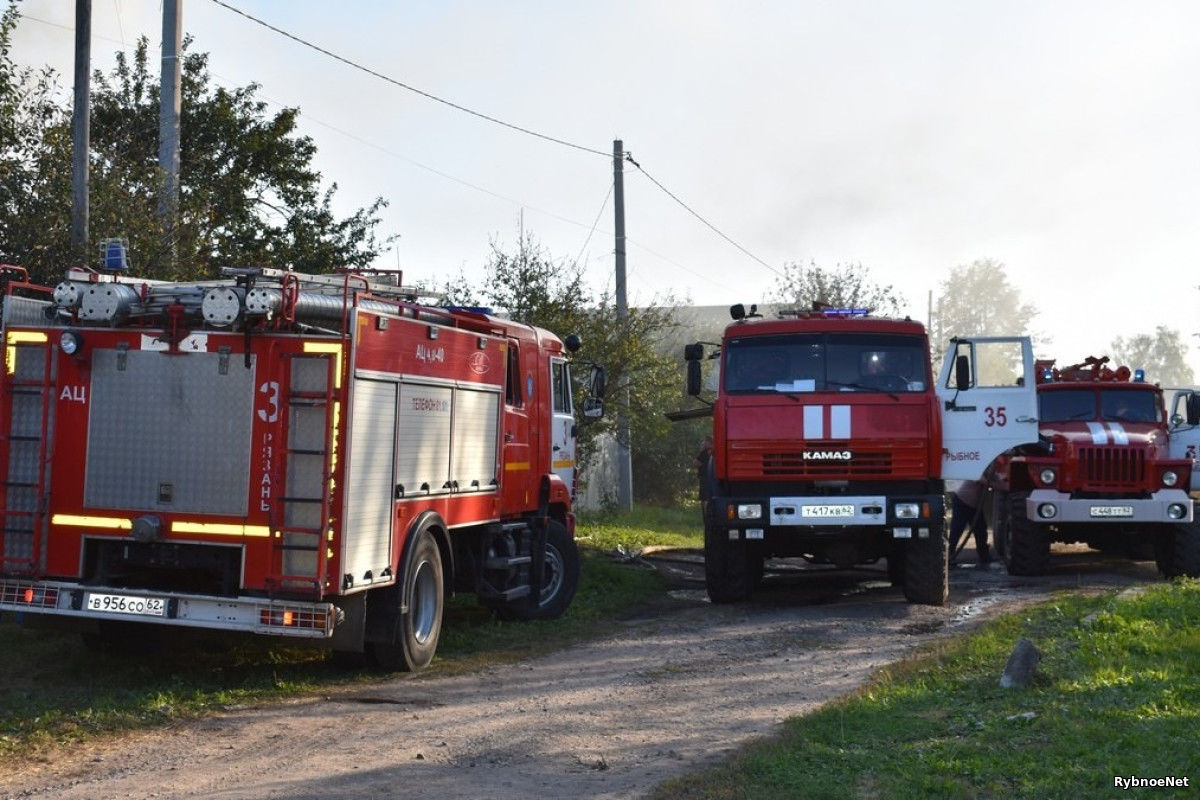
[367,527,443,672]
[1004,491,1050,576]
[886,545,906,587]
[704,520,761,603]
[1155,517,1200,578]
[902,517,948,605]
[491,520,581,621]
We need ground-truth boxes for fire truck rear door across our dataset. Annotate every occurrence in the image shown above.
[549,358,575,492]
[936,336,1038,481]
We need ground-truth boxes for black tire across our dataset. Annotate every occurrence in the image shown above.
[1004,491,1050,576]
[1155,517,1200,578]
[887,545,906,587]
[367,527,443,672]
[492,520,580,621]
[902,516,948,605]
[704,519,761,604]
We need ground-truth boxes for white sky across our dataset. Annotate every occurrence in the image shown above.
[9,1,1200,375]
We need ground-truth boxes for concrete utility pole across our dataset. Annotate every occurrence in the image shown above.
[70,0,91,262]
[612,139,633,512]
[159,0,182,271]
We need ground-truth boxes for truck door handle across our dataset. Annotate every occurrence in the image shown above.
[1016,416,1036,423]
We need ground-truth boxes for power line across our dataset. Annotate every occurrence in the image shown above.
[207,0,611,159]
[625,154,783,278]
[574,182,613,267]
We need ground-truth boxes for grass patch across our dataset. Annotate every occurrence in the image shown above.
[0,508,680,766]
[653,580,1200,800]
[577,504,703,551]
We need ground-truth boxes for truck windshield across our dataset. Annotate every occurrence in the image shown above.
[723,333,928,395]
[1040,389,1159,423]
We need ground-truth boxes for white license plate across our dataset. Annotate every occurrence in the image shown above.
[801,504,855,518]
[1090,505,1134,518]
[85,592,167,617]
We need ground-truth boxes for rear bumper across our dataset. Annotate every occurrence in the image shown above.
[0,579,342,639]
[1025,489,1193,524]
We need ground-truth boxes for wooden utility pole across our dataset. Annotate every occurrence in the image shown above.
[70,0,91,263]
[159,0,182,272]
[613,139,633,512]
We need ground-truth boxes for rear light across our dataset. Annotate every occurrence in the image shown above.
[259,606,328,630]
[2,582,59,609]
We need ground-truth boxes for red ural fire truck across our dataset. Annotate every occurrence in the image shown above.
[680,305,1036,606]
[989,356,1200,577]
[0,264,602,670]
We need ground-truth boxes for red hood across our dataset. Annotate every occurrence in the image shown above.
[1039,420,1168,454]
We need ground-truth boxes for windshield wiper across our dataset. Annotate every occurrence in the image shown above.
[827,380,899,401]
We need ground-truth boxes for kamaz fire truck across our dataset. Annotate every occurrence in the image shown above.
[989,356,1200,577]
[0,263,602,670]
[677,305,1036,606]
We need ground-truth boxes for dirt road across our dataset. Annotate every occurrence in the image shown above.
[2,546,1159,800]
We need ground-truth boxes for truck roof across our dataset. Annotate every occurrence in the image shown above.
[723,313,926,340]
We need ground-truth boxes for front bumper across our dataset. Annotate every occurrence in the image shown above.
[711,493,943,540]
[0,579,342,638]
[1025,489,1193,524]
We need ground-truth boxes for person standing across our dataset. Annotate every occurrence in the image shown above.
[949,478,990,565]
[695,434,714,501]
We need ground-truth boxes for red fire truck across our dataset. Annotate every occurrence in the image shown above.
[989,356,1200,577]
[679,305,1036,605]
[0,264,602,670]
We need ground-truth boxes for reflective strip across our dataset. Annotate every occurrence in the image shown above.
[1107,422,1129,445]
[803,406,823,439]
[302,342,344,389]
[6,331,48,344]
[831,405,851,439]
[51,514,132,530]
[5,331,47,375]
[552,459,575,469]
[1086,422,1108,444]
[505,461,531,471]
[170,522,271,538]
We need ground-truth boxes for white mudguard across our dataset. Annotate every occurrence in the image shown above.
[936,336,1039,481]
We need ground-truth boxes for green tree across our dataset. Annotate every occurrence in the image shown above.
[1110,326,1194,387]
[0,10,391,284]
[772,260,905,316]
[447,230,695,505]
[932,258,1040,358]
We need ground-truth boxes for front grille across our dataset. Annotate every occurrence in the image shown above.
[730,440,927,480]
[1077,446,1145,489]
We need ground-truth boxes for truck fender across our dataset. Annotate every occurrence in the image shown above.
[396,511,453,601]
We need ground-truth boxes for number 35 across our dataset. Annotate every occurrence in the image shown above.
[984,406,1007,427]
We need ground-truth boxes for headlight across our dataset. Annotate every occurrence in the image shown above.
[1038,503,1058,519]
[1039,468,1057,486]
[1163,470,1178,488]
[736,504,763,520]
[59,330,83,356]
[894,503,919,519]
[1168,503,1188,520]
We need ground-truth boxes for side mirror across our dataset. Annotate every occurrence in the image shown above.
[954,354,971,391]
[683,342,704,361]
[589,364,606,399]
[1188,394,1200,426]
[687,360,703,397]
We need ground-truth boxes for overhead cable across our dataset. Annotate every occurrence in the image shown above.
[208,0,611,159]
